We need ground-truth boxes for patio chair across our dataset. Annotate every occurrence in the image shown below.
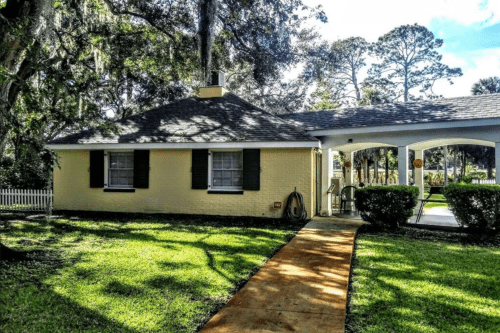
[340,185,357,214]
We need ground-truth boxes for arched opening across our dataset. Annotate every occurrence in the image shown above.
[409,138,496,186]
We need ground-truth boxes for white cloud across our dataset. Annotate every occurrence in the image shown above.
[433,49,500,97]
[304,0,500,42]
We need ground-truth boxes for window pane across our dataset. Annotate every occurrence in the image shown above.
[222,171,232,186]
[211,151,242,188]
[109,170,118,185]
[213,152,222,161]
[233,170,242,186]
[213,170,222,187]
[213,159,222,169]
[110,155,118,168]
[109,154,134,187]
[223,155,232,169]
[232,152,242,169]
[110,153,133,169]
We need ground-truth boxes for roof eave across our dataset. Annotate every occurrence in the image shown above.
[307,117,500,136]
[46,140,321,150]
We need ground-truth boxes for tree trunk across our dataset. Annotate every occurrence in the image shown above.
[404,67,409,102]
[198,0,218,84]
[352,67,361,101]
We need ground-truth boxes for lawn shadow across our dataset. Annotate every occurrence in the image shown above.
[346,233,500,332]
[2,214,299,333]
[0,248,138,332]
[144,274,212,298]
[104,281,143,297]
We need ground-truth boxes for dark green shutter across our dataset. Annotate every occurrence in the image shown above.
[89,150,104,188]
[134,150,150,188]
[192,149,208,189]
[243,149,260,191]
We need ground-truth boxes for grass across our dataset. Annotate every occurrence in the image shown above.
[422,191,448,209]
[348,233,500,333]
[0,215,297,333]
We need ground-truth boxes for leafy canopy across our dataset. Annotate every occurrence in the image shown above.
[471,76,500,95]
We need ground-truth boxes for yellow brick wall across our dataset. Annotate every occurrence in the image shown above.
[53,149,315,218]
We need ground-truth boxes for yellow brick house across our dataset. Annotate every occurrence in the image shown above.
[47,76,322,218]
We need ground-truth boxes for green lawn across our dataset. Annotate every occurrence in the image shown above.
[0,216,295,333]
[423,191,448,209]
[348,234,500,333]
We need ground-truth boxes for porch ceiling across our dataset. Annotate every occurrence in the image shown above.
[331,142,395,153]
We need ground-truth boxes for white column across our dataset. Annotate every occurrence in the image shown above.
[321,148,333,216]
[398,146,408,185]
[415,150,424,199]
[363,159,368,182]
[453,146,457,183]
[345,151,354,211]
[345,151,354,186]
[496,143,500,184]
[443,145,448,186]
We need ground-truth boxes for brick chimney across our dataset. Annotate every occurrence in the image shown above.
[199,71,228,98]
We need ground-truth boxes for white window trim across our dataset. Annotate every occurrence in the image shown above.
[208,149,243,191]
[104,150,134,188]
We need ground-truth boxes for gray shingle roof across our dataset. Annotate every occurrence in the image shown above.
[285,93,500,130]
[48,93,317,145]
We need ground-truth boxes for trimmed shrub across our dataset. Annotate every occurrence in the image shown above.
[444,183,500,235]
[354,186,419,229]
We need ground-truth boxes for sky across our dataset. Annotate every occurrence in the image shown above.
[298,0,500,99]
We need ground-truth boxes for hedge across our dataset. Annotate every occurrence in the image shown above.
[354,185,419,229]
[444,183,500,234]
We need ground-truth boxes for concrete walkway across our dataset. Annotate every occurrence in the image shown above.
[200,218,365,333]
[408,207,459,227]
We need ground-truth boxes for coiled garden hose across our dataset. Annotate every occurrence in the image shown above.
[283,190,308,221]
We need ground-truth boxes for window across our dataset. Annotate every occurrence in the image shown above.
[108,152,134,188]
[211,151,242,189]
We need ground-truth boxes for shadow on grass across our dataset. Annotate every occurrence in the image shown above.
[0,248,138,333]
[1,212,301,333]
[351,273,500,332]
[345,233,500,333]
[104,281,144,297]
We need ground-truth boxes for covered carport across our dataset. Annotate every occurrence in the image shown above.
[287,94,500,216]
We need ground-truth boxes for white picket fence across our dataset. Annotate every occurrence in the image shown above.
[353,177,399,187]
[0,189,53,212]
[472,179,496,184]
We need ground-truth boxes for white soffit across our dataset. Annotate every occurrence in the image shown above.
[46,141,321,150]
